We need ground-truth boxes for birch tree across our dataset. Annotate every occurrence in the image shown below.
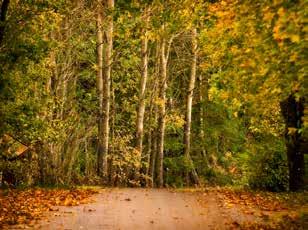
[101,0,114,177]
[157,28,175,187]
[136,13,149,164]
[183,28,200,185]
[96,4,104,176]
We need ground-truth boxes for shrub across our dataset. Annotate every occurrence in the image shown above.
[245,137,289,192]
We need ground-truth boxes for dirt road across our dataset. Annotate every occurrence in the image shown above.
[33,188,262,230]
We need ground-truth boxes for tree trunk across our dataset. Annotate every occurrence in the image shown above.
[148,42,160,187]
[109,83,116,184]
[198,74,209,165]
[0,0,10,44]
[183,28,200,186]
[136,25,148,167]
[280,95,305,191]
[101,0,114,178]
[146,83,157,187]
[157,38,168,188]
[184,28,197,158]
[151,106,159,187]
[156,29,177,188]
[144,89,153,187]
[96,11,104,176]
[85,139,90,176]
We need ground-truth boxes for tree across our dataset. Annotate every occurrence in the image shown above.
[280,95,305,191]
[157,27,176,187]
[199,0,306,190]
[96,4,104,176]
[101,0,114,177]
[0,0,305,191]
[183,28,200,185]
[136,10,149,169]
[0,0,10,44]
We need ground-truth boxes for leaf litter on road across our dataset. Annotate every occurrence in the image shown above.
[0,188,98,229]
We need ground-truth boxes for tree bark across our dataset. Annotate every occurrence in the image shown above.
[136,24,148,165]
[101,0,114,177]
[157,38,167,188]
[85,139,90,176]
[148,42,160,187]
[150,105,158,187]
[157,31,177,188]
[156,29,177,188]
[198,74,209,165]
[96,10,104,176]
[184,29,197,158]
[0,0,10,44]
[183,28,200,186]
[280,95,305,191]
[109,83,116,184]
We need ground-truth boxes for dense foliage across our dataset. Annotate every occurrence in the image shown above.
[0,0,306,191]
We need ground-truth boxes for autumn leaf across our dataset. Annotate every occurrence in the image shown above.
[0,188,98,228]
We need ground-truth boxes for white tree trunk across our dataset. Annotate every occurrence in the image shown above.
[101,0,114,177]
[96,11,104,176]
[183,28,200,185]
[157,38,167,188]
[136,27,148,160]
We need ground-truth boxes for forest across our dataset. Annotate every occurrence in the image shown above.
[0,0,307,228]
[0,0,307,189]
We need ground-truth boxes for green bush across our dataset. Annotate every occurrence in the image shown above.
[204,168,234,186]
[164,156,188,187]
[246,138,289,192]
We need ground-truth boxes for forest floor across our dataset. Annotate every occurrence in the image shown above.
[1,187,307,229]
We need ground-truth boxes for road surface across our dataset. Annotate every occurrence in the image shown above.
[35,188,257,230]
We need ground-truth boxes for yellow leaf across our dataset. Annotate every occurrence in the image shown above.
[263,12,275,22]
[287,127,297,135]
[277,7,285,17]
[290,34,300,43]
[289,53,298,62]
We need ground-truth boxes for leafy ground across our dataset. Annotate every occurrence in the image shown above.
[0,187,307,229]
[0,187,98,229]
[195,187,308,229]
